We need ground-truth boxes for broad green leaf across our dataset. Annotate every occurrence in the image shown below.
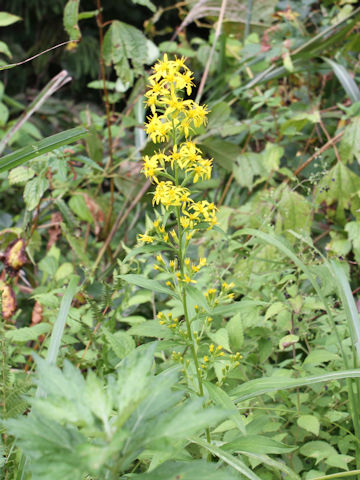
[208,328,231,352]
[6,323,51,342]
[103,21,149,87]
[232,370,360,402]
[0,127,89,174]
[227,313,244,351]
[200,138,240,172]
[0,12,22,27]
[63,0,81,41]
[300,441,337,462]
[208,102,231,128]
[232,152,264,188]
[102,327,135,360]
[120,274,177,298]
[23,176,49,211]
[235,451,300,479]
[69,194,93,223]
[316,162,360,221]
[345,221,360,263]
[262,142,283,171]
[276,187,312,238]
[298,415,320,436]
[8,165,35,184]
[134,461,237,480]
[265,301,287,321]
[339,117,360,163]
[128,320,172,339]
[225,434,296,454]
[279,334,299,350]
[303,350,339,365]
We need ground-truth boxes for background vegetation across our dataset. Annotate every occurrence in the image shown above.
[1,0,360,479]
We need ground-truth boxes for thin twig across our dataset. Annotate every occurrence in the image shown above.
[0,70,71,155]
[96,0,115,234]
[195,0,228,104]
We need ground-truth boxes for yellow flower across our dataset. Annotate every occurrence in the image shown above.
[138,233,154,243]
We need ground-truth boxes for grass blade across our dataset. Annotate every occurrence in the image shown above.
[323,57,360,104]
[46,275,79,365]
[0,127,89,173]
[231,369,360,402]
[190,437,262,480]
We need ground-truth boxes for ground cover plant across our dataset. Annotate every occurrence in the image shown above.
[0,0,360,479]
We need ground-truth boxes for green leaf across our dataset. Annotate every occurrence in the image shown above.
[300,441,337,462]
[23,176,49,211]
[0,127,89,174]
[232,370,360,403]
[205,382,246,434]
[232,152,264,188]
[227,313,244,351]
[120,274,177,298]
[190,437,262,480]
[316,162,360,221]
[279,334,299,351]
[303,350,339,365]
[208,102,231,129]
[46,275,80,365]
[262,142,283,172]
[102,327,135,360]
[298,415,320,436]
[103,21,149,87]
[0,12,22,26]
[6,324,51,342]
[276,187,312,237]
[130,0,156,12]
[63,0,81,41]
[208,328,231,352]
[0,102,9,126]
[69,194,93,223]
[134,461,237,480]
[200,138,240,172]
[339,117,360,164]
[225,434,296,454]
[323,57,360,104]
[8,165,35,184]
[128,320,172,339]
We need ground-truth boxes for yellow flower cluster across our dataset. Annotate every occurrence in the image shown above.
[141,54,217,235]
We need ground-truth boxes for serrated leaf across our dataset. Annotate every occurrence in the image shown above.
[262,142,283,171]
[103,21,149,87]
[23,176,49,211]
[120,274,177,298]
[265,302,287,321]
[127,320,172,339]
[232,152,265,188]
[6,323,51,342]
[102,327,135,359]
[8,166,35,184]
[208,328,231,352]
[297,415,320,436]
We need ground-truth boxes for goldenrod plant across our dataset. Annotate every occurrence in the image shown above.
[137,55,242,426]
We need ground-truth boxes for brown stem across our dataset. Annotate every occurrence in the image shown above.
[96,0,115,234]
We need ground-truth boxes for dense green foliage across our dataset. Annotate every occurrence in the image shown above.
[1,0,360,479]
